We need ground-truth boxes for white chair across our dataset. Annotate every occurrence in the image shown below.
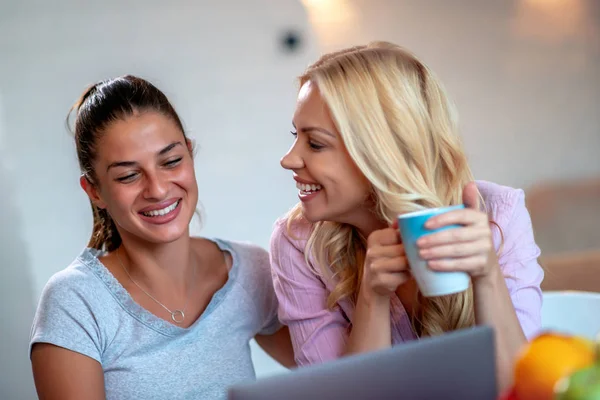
[541,291,600,340]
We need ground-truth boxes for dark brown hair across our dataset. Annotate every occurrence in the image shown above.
[68,75,188,252]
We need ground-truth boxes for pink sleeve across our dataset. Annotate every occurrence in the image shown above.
[494,190,544,340]
[269,219,350,366]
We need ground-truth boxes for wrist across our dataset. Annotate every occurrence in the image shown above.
[473,262,503,291]
[358,285,391,308]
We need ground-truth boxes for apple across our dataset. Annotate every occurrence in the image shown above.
[554,335,600,400]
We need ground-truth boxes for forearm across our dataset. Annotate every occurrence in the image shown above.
[473,266,526,392]
[255,326,297,369]
[345,288,392,356]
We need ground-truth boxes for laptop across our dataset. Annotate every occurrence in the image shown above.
[229,325,497,400]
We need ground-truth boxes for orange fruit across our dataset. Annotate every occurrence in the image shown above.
[498,386,519,400]
[514,332,595,400]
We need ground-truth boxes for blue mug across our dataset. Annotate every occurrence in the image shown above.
[397,204,470,297]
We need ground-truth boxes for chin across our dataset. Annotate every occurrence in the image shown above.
[156,231,187,244]
[301,204,359,227]
[301,213,320,224]
[143,224,189,244]
[301,206,331,224]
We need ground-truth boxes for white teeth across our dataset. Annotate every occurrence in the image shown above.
[142,200,179,217]
[296,182,322,193]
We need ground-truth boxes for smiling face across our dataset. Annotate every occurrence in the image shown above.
[81,111,198,245]
[280,80,373,226]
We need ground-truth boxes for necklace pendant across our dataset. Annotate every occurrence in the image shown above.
[171,309,185,323]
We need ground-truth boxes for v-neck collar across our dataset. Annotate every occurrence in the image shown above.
[78,238,239,337]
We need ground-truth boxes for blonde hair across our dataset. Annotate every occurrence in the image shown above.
[287,41,478,337]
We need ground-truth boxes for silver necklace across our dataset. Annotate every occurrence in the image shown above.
[116,248,195,324]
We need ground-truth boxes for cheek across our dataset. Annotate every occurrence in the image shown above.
[348,160,371,196]
[335,162,370,196]
[176,163,198,191]
[102,185,137,215]
[345,178,371,201]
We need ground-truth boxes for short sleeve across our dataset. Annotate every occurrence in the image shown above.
[243,244,282,335]
[29,270,103,363]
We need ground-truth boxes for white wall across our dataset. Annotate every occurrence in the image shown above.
[1,0,598,398]
[0,93,39,400]
[303,0,600,189]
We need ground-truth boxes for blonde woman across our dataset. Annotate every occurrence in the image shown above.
[269,41,544,391]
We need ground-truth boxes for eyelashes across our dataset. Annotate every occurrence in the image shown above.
[290,131,324,151]
[115,157,183,183]
[164,157,182,167]
[117,174,136,183]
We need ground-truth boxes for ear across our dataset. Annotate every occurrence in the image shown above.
[186,138,194,154]
[80,175,107,209]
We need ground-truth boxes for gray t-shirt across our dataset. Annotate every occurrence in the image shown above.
[30,239,281,400]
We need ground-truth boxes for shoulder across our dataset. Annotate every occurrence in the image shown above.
[34,249,114,325]
[31,249,109,362]
[211,238,272,287]
[476,180,524,206]
[218,239,270,265]
[475,180,541,265]
[270,216,312,254]
[33,249,109,329]
[40,250,106,303]
[268,216,324,284]
[476,180,526,226]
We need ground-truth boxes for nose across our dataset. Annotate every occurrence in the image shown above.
[280,142,304,171]
[143,171,168,200]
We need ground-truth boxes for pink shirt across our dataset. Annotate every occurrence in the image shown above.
[269,180,544,366]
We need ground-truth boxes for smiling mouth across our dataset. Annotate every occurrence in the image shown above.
[140,199,181,217]
[296,182,322,194]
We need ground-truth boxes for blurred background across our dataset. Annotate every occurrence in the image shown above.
[0,0,598,398]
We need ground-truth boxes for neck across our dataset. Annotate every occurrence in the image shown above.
[118,229,194,290]
[355,217,389,239]
[340,208,389,239]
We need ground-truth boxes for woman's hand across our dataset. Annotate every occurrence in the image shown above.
[363,223,411,297]
[416,181,499,281]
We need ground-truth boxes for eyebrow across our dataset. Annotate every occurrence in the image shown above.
[293,123,336,138]
[158,142,181,156]
[106,141,183,172]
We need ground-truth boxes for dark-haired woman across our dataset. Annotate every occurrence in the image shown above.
[29,75,294,400]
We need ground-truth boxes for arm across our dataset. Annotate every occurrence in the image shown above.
[269,219,409,365]
[473,265,527,391]
[474,191,544,390]
[31,344,105,400]
[345,287,392,355]
[346,223,410,355]
[420,183,543,392]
